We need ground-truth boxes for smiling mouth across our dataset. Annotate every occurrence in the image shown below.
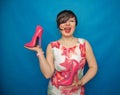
[64,27,71,33]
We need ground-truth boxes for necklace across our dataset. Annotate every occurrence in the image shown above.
[60,37,76,47]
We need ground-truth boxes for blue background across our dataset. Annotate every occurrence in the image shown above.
[0,0,120,95]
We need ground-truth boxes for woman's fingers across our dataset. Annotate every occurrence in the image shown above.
[71,80,82,87]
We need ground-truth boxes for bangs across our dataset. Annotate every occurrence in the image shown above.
[57,13,74,25]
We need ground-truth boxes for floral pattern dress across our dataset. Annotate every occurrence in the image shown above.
[48,38,86,95]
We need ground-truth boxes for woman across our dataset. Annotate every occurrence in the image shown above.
[25,10,98,95]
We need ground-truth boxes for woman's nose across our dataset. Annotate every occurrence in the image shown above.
[66,21,70,25]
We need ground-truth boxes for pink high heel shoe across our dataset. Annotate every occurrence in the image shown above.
[24,25,43,48]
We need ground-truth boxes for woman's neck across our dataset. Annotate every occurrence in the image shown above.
[60,36,77,47]
[61,36,75,42]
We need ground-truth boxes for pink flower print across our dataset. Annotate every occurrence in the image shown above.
[61,85,80,95]
[60,58,72,71]
[51,41,60,48]
[51,58,73,88]
[80,86,84,95]
[69,86,80,94]
[68,46,76,53]
[61,46,76,57]
[59,59,79,86]
[51,72,64,88]
[79,43,86,57]
[73,73,78,83]
[78,58,86,69]
[61,47,68,56]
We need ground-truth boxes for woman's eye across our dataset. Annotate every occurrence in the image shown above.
[70,20,75,22]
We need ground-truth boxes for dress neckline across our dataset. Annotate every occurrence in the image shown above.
[57,38,80,49]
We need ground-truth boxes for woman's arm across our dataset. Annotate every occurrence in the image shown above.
[37,44,54,78]
[76,40,98,86]
[24,44,54,79]
[80,40,98,85]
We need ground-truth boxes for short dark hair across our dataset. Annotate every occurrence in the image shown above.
[56,10,78,29]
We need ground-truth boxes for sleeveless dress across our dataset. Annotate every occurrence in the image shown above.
[48,38,86,95]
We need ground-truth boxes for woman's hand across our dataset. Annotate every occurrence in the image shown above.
[72,80,83,87]
[24,45,42,52]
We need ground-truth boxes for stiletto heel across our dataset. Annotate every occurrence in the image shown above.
[59,60,79,86]
[24,25,43,47]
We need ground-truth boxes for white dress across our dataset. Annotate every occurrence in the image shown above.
[48,38,86,95]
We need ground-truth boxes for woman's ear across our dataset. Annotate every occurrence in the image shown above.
[59,24,64,30]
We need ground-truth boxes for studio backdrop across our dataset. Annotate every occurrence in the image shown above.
[0,0,120,95]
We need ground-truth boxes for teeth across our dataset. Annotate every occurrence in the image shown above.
[64,27,71,30]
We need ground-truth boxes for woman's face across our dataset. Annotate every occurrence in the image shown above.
[59,17,76,37]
